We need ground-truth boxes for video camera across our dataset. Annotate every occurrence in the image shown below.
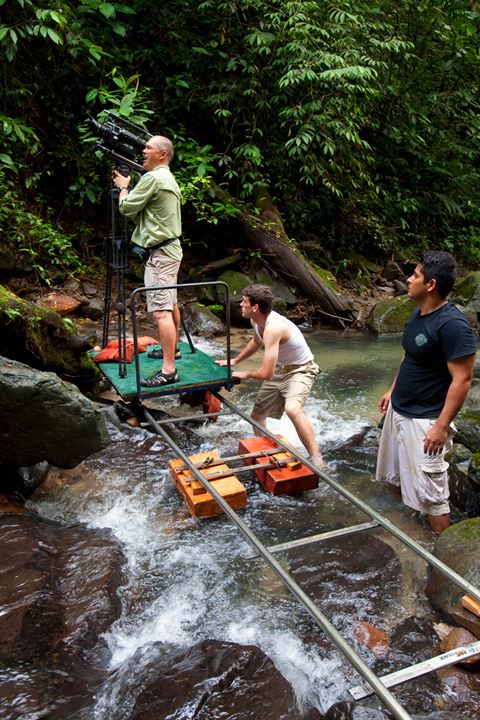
[91,113,150,172]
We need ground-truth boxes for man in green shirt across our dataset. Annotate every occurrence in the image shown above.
[112,135,182,387]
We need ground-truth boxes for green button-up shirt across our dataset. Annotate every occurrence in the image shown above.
[119,164,182,262]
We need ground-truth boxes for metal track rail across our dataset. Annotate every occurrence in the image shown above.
[217,392,480,604]
[142,405,413,720]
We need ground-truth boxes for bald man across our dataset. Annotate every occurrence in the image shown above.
[113,135,182,387]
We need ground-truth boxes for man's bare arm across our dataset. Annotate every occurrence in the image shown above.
[423,353,476,455]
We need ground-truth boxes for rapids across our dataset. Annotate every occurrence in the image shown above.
[19,330,453,718]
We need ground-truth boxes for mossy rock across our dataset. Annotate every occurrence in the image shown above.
[0,284,102,393]
[426,517,480,616]
[452,271,480,307]
[217,270,254,299]
[365,295,415,335]
[253,269,297,304]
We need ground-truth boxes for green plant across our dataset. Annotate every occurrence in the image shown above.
[0,171,88,284]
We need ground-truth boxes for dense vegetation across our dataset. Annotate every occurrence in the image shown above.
[1,0,479,284]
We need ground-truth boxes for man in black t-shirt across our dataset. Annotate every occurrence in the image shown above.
[376,251,476,532]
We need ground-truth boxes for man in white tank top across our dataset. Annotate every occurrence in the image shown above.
[216,284,324,467]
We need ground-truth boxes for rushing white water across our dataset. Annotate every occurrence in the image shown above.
[29,330,417,715]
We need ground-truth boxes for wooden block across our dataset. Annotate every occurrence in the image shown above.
[239,436,318,495]
[169,450,247,518]
[462,595,480,618]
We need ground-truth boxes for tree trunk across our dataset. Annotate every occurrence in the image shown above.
[234,187,353,324]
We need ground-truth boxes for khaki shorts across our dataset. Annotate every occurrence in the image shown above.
[144,249,181,313]
[376,404,455,516]
[252,360,320,419]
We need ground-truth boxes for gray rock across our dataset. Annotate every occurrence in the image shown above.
[425,517,480,621]
[447,444,480,515]
[80,296,104,320]
[182,302,226,337]
[0,356,109,468]
[382,260,404,282]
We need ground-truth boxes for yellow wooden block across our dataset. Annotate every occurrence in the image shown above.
[461,594,480,618]
[169,450,247,518]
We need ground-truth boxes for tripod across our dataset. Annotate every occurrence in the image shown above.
[102,185,129,378]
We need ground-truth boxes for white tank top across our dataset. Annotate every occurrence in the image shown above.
[253,311,314,366]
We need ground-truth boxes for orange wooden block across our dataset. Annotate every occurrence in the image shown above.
[238,436,319,496]
[169,450,247,518]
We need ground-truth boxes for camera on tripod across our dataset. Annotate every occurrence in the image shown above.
[92,113,150,172]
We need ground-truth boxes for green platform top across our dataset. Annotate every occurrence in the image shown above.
[94,341,234,401]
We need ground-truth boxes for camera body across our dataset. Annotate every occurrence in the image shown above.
[92,114,149,171]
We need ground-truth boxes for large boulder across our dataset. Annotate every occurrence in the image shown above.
[0,284,102,392]
[181,301,226,337]
[365,296,415,335]
[0,510,125,663]
[103,638,324,720]
[0,356,109,468]
[0,507,125,719]
[425,518,480,635]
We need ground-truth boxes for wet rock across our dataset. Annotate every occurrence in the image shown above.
[455,408,480,453]
[370,617,438,715]
[436,665,480,715]
[329,426,381,475]
[182,301,226,337]
[447,444,479,516]
[102,639,320,720]
[438,627,480,669]
[326,701,389,719]
[426,518,480,626]
[354,622,389,657]
[448,604,480,640]
[0,511,125,663]
[0,356,110,468]
[289,534,401,626]
[0,460,50,501]
[365,295,415,335]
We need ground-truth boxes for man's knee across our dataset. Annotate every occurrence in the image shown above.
[153,309,173,321]
[284,400,304,421]
[251,408,266,425]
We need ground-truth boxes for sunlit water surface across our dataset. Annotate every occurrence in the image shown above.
[28,330,439,717]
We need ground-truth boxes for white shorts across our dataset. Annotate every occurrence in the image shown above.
[375,404,455,516]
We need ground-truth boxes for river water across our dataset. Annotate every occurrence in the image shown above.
[27,330,444,717]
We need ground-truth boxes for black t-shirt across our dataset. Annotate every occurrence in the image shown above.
[391,302,477,419]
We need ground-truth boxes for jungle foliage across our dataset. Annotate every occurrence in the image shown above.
[1,0,480,281]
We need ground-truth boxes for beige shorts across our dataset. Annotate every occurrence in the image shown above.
[376,404,455,516]
[144,249,181,313]
[252,361,320,419]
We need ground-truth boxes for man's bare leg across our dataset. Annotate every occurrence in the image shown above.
[153,309,177,374]
[251,408,267,436]
[285,400,325,467]
[427,513,450,533]
[173,303,180,351]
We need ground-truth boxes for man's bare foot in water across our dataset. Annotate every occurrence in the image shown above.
[309,452,326,469]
